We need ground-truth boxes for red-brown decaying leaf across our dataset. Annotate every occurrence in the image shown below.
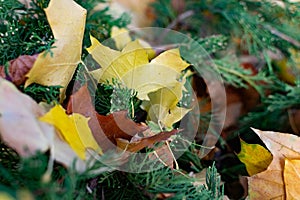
[66,84,148,151]
[115,129,178,153]
[0,55,37,86]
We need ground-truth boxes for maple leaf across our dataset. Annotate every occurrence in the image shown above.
[111,26,132,50]
[25,0,86,101]
[87,36,189,101]
[248,128,300,199]
[0,78,86,171]
[237,139,272,176]
[66,84,148,151]
[0,55,37,86]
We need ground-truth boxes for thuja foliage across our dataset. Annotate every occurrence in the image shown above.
[152,0,300,136]
[0,141,224,199]
[0,0,130,103]
[151,0,300,196]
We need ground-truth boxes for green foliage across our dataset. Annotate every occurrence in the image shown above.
[21,84,61,103]
[0,0,53,65]
[0,0,130,65]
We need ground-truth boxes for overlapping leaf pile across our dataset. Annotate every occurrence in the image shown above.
[237,128,300,199]
[0,0,192,173]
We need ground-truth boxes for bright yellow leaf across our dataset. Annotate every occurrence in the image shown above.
[25,0,86,101]
[237,139,273,176]
[39,105,101,160]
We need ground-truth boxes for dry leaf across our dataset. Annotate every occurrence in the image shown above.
[0,192,14,200]
[0,55,37,86]
[115,129,178,152]
[87,36,189,101]
[39,104,102,160]
[66,84,148,151]
[0,78,86,171]
[248,128,300,199]
[111,26,132,50]
[0,77,54,156]
[25,0,86,100]
[142,83,191,128]
[237,139,273,176]
[284,159,300,199]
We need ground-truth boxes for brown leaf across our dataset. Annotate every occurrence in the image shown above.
[66,84,147,151]
[115,129,178,152]
[0,55,37,86]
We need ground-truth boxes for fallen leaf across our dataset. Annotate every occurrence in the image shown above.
[0,55,37,86]
[87,36,189,100]
[142,83,191,128]
[39,104,102,160]
[111,26,132,50]
[25,0,86,100]
[116,129,178,152]
[248,128,300,199]
[284,159,300,199]
[0,77,53,156]
[0,78,86,171]
[66,84,148,151]
[237,139,273,176]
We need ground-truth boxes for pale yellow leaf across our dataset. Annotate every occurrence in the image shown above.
[39,104,101,160]
[284,159,300,200]
[88,37,148,83]
[25,0,86,100]
[150,49,190,73]
[237,139,273,176]
[111,26,132,50]
[143,83,191,128]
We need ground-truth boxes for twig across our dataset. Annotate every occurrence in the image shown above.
[158,10,195,44]
[264,25,300,48]
[166,10,195,30]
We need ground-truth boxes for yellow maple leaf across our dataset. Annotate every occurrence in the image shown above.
[87,36,189,100]
[237,139,272,176]
[39,105,102,160]
[25,0,86,101]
